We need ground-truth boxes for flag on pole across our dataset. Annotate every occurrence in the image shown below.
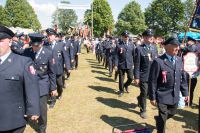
[189,0,200,32]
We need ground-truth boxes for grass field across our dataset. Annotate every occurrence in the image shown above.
[26,48,199,133]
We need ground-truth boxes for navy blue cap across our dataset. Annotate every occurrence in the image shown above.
[187,36,196,42]
[121,30,129,37]
[46,28,57,35]
[58,32,65,37]
[29,33,45,45]
[163,37,180,46]
[16,33,24,38]
[0,25,15,40]
[142,29,154,36]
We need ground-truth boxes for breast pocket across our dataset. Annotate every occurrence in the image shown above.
[39,62,48,72]
[57,51,62,57]
[5,75,20,81]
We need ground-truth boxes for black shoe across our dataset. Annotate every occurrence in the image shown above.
[63,84,67,89]
[137,96,140,107]
[118,91,124,97]
[49,103,55,109]
[124,86,129,93]
[57,95,62,100]
[140,111,147,119]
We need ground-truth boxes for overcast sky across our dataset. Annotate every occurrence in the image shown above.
[0,0,153,29]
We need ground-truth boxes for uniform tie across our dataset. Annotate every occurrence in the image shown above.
[0,58,1,64]
[171,56,175,65]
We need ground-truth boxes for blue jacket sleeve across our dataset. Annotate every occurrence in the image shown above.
[148,59,160,101]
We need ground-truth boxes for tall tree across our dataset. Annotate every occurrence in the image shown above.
[0,5,11,26]
[183,0,195,31]
[84,0,114,37]
[115,1,147,35]
[5,0,41,30]
[52,1,78,33]
[144,0,184,36]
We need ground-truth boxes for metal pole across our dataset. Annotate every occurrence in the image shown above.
[92,0,93,39]
[199,97,200,133]
[182,1,198,45]
[188,75,191,107]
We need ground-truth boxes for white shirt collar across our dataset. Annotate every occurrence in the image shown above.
[0,50,11,64]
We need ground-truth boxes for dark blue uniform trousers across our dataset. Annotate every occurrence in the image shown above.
[0,126,26,133]
[156,103,178,133]
[138,81,148,112]
[118,68,133,92]
[38,95,48,133]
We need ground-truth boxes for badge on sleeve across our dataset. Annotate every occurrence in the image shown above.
[29,65,36,75]
[52,58,56,64]
[8,58,12,63]
[148,53,152,61]
[71,43,74,48]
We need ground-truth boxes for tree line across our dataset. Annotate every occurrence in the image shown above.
[0,0,195,37]
[0,0,41,31]
[84,0,195,37]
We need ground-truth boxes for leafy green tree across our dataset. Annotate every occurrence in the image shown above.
[144,0,184,36]
[52,1,78,33]
[183,0,195,31]
[84,0,114,37]
[5,0,41,30]
[115,1,147,35]
[0,5,11,26]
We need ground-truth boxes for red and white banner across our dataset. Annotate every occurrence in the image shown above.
[183,52,199,76]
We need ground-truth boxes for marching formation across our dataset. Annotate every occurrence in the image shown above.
[0,25,81,133]
[93,29,199,133]
[0,24,199,133]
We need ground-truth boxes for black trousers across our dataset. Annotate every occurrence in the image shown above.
[0,126,26,133]
[138,81,148,112]
[108,57,114,75]
[156,103,178,133]
[74,55,79,69]
[56,74,63,96]
[118,68,133,92]
[188,78,197,105]
[50,74,63,104]
[96,53,102,63]
[38,95,48,133]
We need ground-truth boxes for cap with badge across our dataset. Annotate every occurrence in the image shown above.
[142,29,154,36]
[187,36,196,42]
[16,32,24,38]
[46,28,57,35]
[29,33,45,46]
[163,37,180,46]
[0,25,15,40]
[121,30,129,37]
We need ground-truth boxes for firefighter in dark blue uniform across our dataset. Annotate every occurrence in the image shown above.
[0,25,40,133]
[44,28,71,108]
[95,38,103,63]
[107,37,117,77]
[71,34,81,69]
[148,37,189,133]
[10,34,24,55]
[23,33,57,133]
[115,31,135,97]
[134,29,158,119]
[58,33,74,84]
